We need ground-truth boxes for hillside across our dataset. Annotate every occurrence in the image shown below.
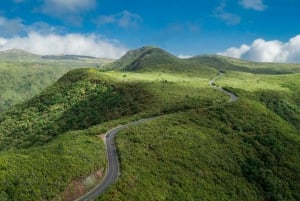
[0,47,299,201]
[0,49,113,112]
[0,63,226,200]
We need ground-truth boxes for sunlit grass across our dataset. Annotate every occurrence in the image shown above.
[215,71,299,93]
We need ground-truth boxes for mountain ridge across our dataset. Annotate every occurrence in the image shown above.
[0,48,111,61]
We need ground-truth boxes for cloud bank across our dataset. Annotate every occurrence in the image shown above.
[219,35,300,63]
[0,32,127,59]
[178,54,193,59]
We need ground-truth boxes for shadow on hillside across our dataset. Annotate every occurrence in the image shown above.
[47,83,154,136]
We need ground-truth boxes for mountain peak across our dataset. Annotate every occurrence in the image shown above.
[106,46,177,70]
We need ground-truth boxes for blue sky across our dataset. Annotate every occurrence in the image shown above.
[0,0,299,62]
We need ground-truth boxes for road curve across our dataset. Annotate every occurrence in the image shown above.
[209,72,238,103]
[76,118,158,201]
[76,72,237,201]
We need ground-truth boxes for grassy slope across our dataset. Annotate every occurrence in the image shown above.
[0,49,112,112]
[0,47,299,200]
[217,71,300,131]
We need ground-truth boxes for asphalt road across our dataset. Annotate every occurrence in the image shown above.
[76,118,158,201]
[76,72,237,201]
[209,72,238,102]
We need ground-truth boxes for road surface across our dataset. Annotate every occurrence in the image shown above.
[76,72,237,201]
[209,72,238,102]
[76,118,158,201]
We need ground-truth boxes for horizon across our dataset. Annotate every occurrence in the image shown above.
[2,46,300,65]
[0,0,299,62]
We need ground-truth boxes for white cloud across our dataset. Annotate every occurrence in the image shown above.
[219,35,300,63]
[0,32,127,59]
[221,45,250,58]
[96,11,142,28]
[0,38,7,46]
[214,2,241,25]
[239,0,266,11]
[178,54,193,59]
[0,15,127,59]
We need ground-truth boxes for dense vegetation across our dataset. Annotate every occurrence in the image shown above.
[98,100,300,201]
[0,47,299,200]
[0,131,105,201]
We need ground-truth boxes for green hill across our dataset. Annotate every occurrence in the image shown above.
[0,49,113,112]
[0,47,299,201]
[106,46,217,76]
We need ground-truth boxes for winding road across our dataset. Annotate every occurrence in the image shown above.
[76,72,238,201]
[209,72,238,103]
[76,118,158,201]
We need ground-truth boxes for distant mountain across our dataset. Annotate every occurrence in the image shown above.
[0,49,113,62]
[107,46,217,76]
[107,47,300,75]
[188,54,300,74]
[122,47,179,71]
[0,49,40,61]
[41,55,96,60]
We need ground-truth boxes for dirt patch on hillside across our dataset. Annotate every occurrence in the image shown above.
[97,134,106,143]
[55,168,104,201]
